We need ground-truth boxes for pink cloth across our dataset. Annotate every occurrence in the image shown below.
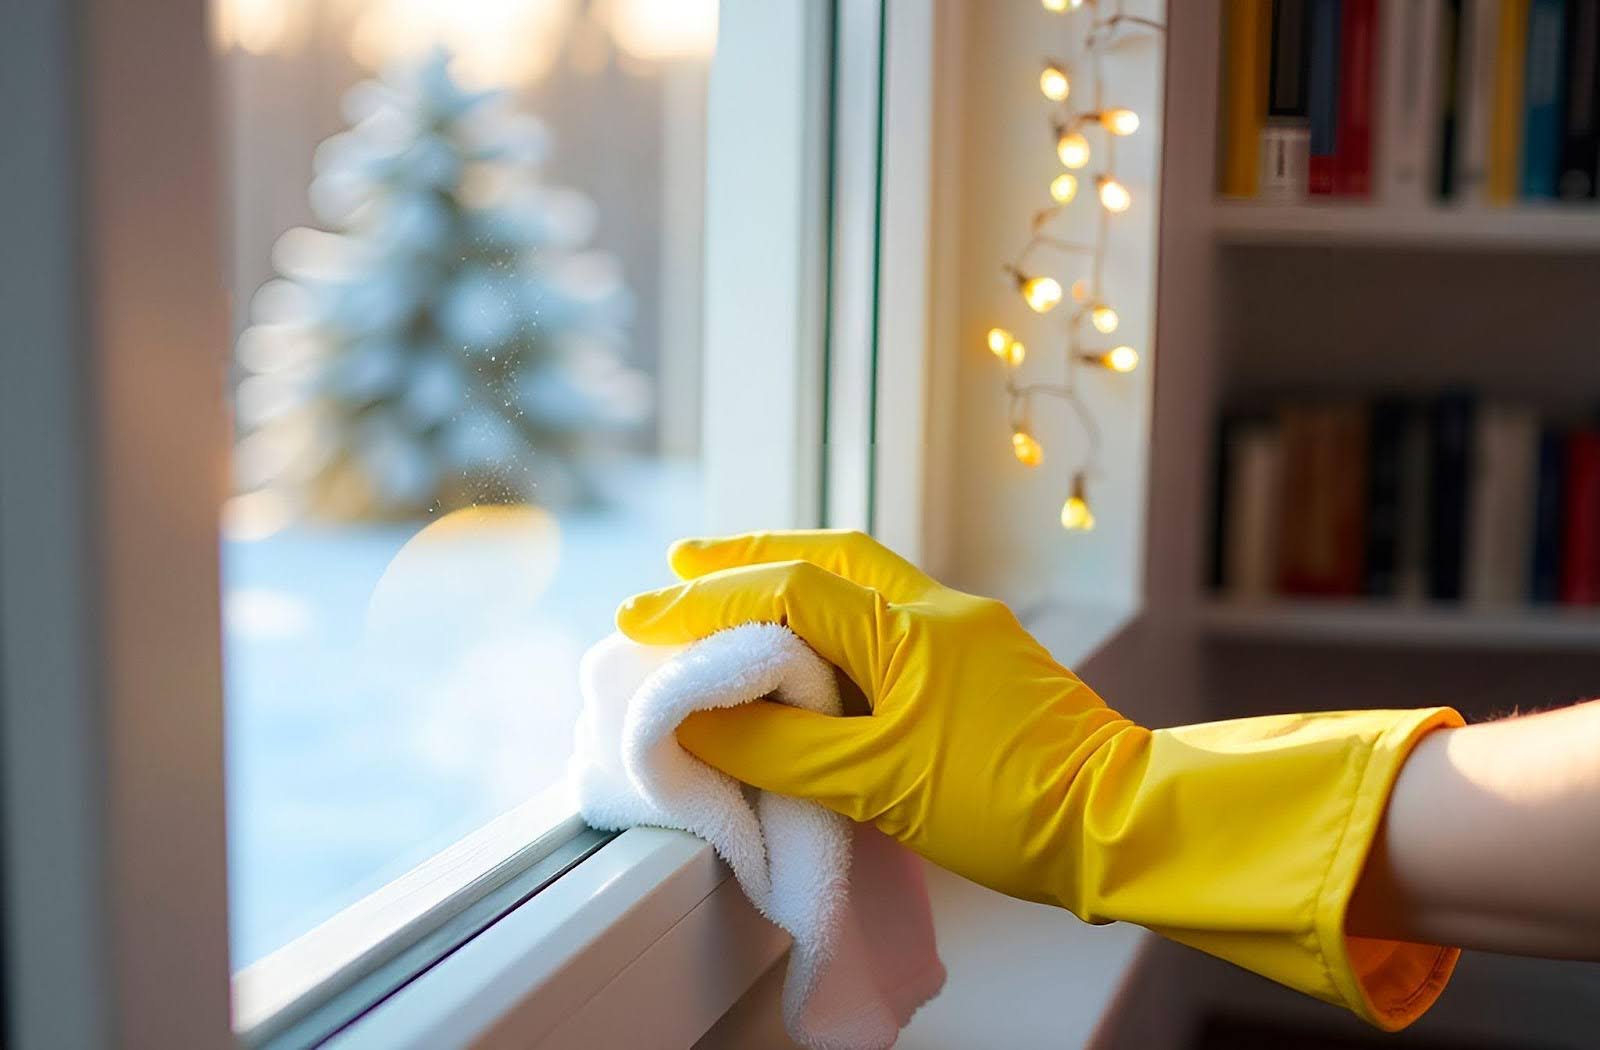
[571,625,945,1049]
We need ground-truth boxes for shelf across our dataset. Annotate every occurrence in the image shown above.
[1199,599,1600,651]
[1210,201,1600,251]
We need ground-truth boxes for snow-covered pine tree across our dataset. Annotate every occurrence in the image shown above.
[233,48,647,520]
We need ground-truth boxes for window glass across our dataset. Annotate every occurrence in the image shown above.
[218,0,719,969]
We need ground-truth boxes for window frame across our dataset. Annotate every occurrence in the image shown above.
[2,0,930,1045]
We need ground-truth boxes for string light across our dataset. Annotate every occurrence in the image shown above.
[1016,272,1063,313]
[1040,62,1071,102]
[1060,473,1095,531]
[1012,428,1044,467]
[988,327,1026,367]
[1099,108,1140,136]
[1081,345,1140,373]
[1097,174,1131,212]
[1056,130,1090,169]
[1089,303,1119,333]
[992,7,1163,533]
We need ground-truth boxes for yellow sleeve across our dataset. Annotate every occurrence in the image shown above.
[1070,706,1464,1030]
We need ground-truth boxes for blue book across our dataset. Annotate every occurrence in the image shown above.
[1530,424,1569,602]
[1523,0,1570,198]
[1307,0,1343,192]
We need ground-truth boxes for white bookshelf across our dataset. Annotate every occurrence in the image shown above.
[1200,599,1600,651]
[1212,200,1600,250]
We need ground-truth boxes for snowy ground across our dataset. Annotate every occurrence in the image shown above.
[223,462,701,967]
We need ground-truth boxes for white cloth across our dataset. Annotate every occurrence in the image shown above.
[570,623,945,1050]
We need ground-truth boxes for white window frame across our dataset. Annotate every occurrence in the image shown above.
[4,1,909,1047]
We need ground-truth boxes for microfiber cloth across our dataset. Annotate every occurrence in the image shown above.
[570,623,946,1050]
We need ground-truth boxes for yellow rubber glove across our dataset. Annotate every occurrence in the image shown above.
[616,530,1464,1031]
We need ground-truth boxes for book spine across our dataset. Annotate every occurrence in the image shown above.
[1427,391,1476,601]
[1209,415,1236,590]
[1220,0,1274,197]
[1489,0,1532,203]
[1225,421,1285,598]
[1523,0,1570,198]
[1377,0,1437,205]
[1329,405,1369,594]
[1558,0,1600,197]
[1439,0,1466,199]
[1308,0,1344,194]
[1560,430,1600,604]
[1364,398,1408,597]
[1530,423,1568,603]
[1270,0,1313,117]
[1335,0,1377,195]
[1455,0,1500,203]
[1466,404,1538,606]
[1397,407,1433,602]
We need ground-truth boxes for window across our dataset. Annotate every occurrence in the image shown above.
[2,2,843,1046]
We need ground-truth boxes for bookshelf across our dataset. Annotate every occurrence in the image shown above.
[1145,0,1600,708]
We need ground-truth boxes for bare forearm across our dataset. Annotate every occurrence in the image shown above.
[1347,698,1600,957]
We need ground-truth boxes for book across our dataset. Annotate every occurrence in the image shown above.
[1438,0,1466,199]
[1378,0,1442,205]
[1263,0,1314,199]
[1561,429,1600,603]
[1523,0,1570,199]
[1455,0,1502,203]
[1396,406,1433,602]
[1308,0,1344,194]
[1279,403,1367,595]
[1426,391,1476,601]
[1220,0,1274,197]
[1530,423,1569,603]
[1363,397,1410,597]
[1465,404,1539,605]
[1334,0,1377,195]
[1223,419,1285,598]
[1558,0,1600,197]
[1488,0,1532,204]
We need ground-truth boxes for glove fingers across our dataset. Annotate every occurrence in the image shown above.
[616,559,889,699]
[668,529,935,603]
[675,702,886,821]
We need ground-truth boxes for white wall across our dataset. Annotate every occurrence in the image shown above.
[936,0,1166,615]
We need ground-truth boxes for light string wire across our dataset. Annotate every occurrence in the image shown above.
[989,0,1165,530]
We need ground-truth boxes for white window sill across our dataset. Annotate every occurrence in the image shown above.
[319,600,1140,1048]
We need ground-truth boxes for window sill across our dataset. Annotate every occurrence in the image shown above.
[320,600,1139,1048]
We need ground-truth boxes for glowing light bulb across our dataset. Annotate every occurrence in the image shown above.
[1097,175,1131,212]
[1090,303,1119,334]
[1097,345,1140,372]
[1060,474,1096,531]
[987,327,1013,355]
[1011,429,1044,467]
[1018,274,1063,313]
[1041,0,1068,11]
[1040,64,1070,102]
[1002,340,1026,368]
[1050,173,1079,203]
[1100,108,1140,136]
[1057,130,1090,169]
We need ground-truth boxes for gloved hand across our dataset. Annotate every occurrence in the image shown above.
[617,530,1463,1031]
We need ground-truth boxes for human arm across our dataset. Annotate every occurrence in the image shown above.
[1347,698,1600,958]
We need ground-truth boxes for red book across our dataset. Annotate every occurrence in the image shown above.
[1278,404,1368,596]
[1560,430,1600,605]
[1335,0,1376,196]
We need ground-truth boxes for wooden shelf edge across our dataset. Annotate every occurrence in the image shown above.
[1209,200,1600,250]
[1199,599,1600,650]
